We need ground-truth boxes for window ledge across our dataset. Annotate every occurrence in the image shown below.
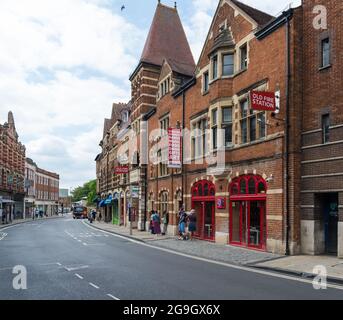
[234,68,248,77]
[319,64,332,71]
[202,90,209,96]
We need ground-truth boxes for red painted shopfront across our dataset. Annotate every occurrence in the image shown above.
[229,175,267,250]
[191,180,216,241]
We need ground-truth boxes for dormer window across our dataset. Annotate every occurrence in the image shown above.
[122,111,129,123]
[159,76,171,99]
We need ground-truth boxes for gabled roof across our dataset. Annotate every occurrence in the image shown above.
[231,0,274,26]
[139,3,195,77]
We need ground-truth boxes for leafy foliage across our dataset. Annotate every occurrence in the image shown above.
[71,180,97,206]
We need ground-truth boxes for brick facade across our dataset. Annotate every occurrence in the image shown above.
[0,111,26,221]
[96,0,342,256]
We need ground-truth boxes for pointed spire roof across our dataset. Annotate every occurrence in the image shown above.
[139,2,195,76]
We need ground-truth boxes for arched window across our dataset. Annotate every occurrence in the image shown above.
[160,192,168,215]
[192,180,216,198]
[229,175,267,196]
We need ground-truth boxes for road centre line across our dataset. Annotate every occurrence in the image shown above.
[107,294,120,300]
[89,282,100,289]
[82,220,343,291]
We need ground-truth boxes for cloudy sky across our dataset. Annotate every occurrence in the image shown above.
[0,0,301,189]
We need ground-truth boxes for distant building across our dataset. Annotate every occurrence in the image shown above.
[0,111,26,222]
[59,188,72,212]
[24,158,37,218]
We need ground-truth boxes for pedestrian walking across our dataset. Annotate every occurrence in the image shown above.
[149,210,155,234]
[178,206,188,240]
[152,210,161,236]
[188,209,197,241]
[162,211,169,236]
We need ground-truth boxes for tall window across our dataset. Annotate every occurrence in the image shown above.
[240,99,266,144]
[212,55,218,79]
[192,118,208,158]
[222,107,233,147]
[203,72,209,93]
[160,192,168,215]
[240,44,248,70]
[222,54,234,76]
[321,38,330,68]
[160,117,169,137]
[322,114,330,144]
[158,149,168,177]
[212,109,218,150]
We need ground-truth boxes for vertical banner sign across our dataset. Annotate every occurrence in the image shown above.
[250,91,276,111]
[168,128,182,169]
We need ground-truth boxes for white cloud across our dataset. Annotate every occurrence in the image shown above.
[0,0,142,188]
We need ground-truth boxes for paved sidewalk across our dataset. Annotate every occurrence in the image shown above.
[86,221,281,266]
[254,255,343,283]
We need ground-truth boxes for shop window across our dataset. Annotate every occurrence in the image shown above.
[258,182,266,194]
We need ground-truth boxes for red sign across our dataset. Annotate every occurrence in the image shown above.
[217,197,226,210]
[250,91,276,111]
[168,128,182,169]
[115,166,129,175]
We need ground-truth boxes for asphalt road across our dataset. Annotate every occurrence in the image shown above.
[0,216,343,300]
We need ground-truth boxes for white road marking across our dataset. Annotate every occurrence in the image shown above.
[82,220,343,291]
[65,265,89,272]
[89,282,100,289]
[56,263,62,266]
[75,274,84,280]
[0,233,8,241]
[107,294,120,300]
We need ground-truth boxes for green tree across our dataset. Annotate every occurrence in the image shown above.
[71,179,97,206]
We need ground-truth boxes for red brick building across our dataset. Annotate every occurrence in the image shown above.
[300,0,343,257]
[0,111,26,222]
[97,0,342,257]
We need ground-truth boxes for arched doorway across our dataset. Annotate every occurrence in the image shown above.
[229,175,267,250]
[191,180,216,241]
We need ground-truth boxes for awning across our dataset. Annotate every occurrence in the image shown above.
[0,199,15,204]
[98,200,106,207]
[104,195,113,205]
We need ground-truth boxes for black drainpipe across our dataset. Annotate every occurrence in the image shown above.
[285,15,291,256]
[181,90,186,207]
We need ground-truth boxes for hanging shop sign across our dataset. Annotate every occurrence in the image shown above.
[115,166,129,175]
[168,128,182,169]
[250,91,276,111]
